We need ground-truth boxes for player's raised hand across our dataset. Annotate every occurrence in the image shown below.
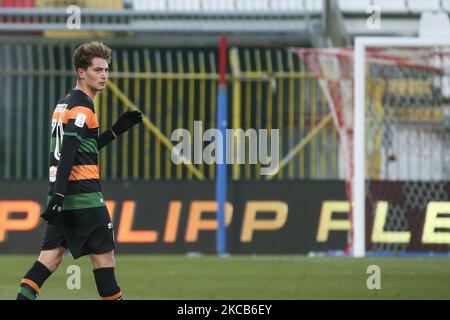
[40,193,64,224]
[111,110,143,136]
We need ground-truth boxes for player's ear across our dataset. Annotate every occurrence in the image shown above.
[76,67,86,80]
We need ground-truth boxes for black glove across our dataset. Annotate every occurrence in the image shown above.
[41,193,64,224]
[111,110,143,136]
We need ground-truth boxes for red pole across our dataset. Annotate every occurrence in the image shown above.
[219,35,227,85]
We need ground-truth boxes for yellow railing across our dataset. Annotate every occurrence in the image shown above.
[95,47,339,180]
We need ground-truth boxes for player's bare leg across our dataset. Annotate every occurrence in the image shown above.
[90,250,115,269]
[38,247,66,272]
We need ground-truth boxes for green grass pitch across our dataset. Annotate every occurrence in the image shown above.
[1,255,450,300]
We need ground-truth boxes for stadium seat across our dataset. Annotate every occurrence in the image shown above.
[407,0,441,13]
[338,0,371,13]
[1,0,35,7]
[372,0,409,13]
[132,0,305,12]
[35,0,123,9]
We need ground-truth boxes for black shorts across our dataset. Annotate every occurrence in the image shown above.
[41,206,115,259]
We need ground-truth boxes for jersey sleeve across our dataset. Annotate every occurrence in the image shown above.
[64,106,97,142]
[98,129,116,150]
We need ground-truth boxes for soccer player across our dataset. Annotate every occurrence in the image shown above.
[16,41,142,300]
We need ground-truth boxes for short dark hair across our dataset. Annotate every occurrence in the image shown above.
[72,41,111,71]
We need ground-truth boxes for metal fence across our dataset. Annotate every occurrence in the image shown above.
[0,38,339,181]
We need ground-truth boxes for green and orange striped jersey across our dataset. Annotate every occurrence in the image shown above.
[48,89,105,211]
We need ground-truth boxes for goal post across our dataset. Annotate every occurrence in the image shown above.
[295,37,450,257]
[353,37,450,257]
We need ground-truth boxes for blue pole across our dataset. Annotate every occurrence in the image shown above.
[216,86,227,255]
[216,35,227,255]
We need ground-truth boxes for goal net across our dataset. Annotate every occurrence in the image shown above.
[295,38,450,256]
